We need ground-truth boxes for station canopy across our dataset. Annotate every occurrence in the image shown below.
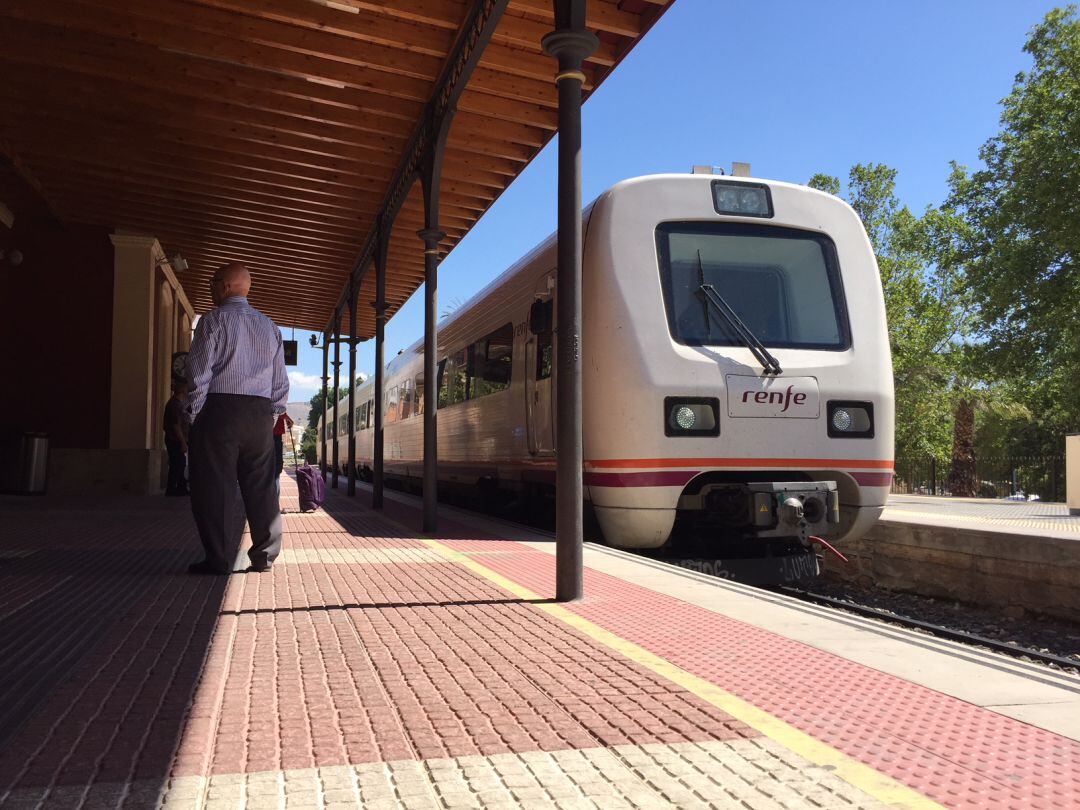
[0,0,673,336]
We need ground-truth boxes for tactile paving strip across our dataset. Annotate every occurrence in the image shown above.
[444,538,1080,809]
[884,507,1080,534]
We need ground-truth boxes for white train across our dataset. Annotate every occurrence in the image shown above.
[320,174,893,571]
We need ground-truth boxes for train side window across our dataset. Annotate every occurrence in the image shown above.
[470,323,513,398]
[532,301,553,380]
[354,406,362,430]
[451,350,467,404]
[385,386,397,424]
[415,374,425,416]
[439,352,467,407]
[437,358,450,409]
[400,378,413,420]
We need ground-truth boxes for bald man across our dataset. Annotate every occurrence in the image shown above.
[185,262,289,575]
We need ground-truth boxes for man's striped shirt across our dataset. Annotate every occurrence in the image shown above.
[186,296,289,419]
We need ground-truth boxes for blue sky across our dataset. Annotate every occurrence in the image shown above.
[284,0,1061,401]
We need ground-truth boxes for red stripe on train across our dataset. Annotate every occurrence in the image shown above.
[585,470,894,489]
[584,471,699,488]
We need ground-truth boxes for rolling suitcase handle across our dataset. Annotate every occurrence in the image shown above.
[286,419,300,471]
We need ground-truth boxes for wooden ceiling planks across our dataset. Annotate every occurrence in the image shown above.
[0,0,673,333]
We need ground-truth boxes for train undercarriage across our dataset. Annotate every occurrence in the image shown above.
[336,461,837,585]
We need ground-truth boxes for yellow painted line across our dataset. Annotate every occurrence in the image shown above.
[421,537,944,810]
[884,508,1080,533]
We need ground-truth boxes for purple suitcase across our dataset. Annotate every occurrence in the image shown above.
[294,463,325,512]
[287,428,325,512]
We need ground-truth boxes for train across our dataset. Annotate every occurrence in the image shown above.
[319,173,894,581]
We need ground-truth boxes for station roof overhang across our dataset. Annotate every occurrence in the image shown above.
[0,0,673,338]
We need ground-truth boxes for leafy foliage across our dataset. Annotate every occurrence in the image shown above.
[300,387,343,463]
[945,6,1080,450]
[811,164,966,461]
[810,8,1080,475]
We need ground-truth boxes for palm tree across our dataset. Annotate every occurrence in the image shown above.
[947,397,977,497]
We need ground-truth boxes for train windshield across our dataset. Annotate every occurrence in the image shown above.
[656,222,850,350]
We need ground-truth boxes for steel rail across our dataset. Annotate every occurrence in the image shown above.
[776,586,1080,673]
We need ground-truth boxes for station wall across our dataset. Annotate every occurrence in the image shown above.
[0,213,115,450]
[1,164,195,494]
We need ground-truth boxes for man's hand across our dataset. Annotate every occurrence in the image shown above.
[285,414,294,428]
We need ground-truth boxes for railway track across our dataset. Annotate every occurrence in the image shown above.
[772,585,1080,674]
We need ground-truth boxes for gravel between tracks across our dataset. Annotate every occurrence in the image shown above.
[813,578,1080,676]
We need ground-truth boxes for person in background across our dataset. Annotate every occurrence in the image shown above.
[163,381,190,496]
[273,412,294,475]
[185,262,289,575]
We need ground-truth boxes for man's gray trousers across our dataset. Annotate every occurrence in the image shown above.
[189,393,282,571]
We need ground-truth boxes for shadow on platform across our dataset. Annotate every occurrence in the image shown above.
[0,493,241,807]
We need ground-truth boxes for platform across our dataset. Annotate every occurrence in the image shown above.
[832,494,1080,623]
[884,494,1080,539]
[1,479,1078,810]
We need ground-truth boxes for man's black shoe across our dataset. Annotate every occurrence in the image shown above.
[188,560,230,575]
[245,563,272,574]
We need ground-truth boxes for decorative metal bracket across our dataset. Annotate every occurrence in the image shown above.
[324,0,510,333]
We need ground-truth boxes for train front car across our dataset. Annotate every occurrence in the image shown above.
[583,174,894,581]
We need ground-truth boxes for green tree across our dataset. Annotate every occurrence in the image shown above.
[811,165,967,462]
[946,6,1080,448]
[300,387,342,462]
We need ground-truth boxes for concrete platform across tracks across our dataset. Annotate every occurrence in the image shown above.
[1,476,1078,809]
[827,494,1080,623]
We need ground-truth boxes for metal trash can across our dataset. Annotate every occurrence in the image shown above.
[16,432,48,495]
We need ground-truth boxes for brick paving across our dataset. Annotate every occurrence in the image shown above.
[2,477,1074,809]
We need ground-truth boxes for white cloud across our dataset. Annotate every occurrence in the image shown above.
[287,370,369,396]
[287,371,323,394]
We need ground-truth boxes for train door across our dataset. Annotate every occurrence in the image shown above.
[526,272,555,455]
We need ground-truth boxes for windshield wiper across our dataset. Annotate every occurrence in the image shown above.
[696,278,783,375]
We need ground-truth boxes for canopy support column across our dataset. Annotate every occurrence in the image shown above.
[331,315,341,490]
[418,224,444,533]
[320,337,329,480]
[418,112,452,535]
[372,231,389,510]
[347,285,357,497]
[543,2,597,602]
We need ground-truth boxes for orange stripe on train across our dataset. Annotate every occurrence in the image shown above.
[585,457,895,470]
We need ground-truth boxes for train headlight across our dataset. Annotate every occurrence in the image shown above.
[674,406,696,429]
[831,409,853,432]
[665,397,719,437]
[827,401,874,438]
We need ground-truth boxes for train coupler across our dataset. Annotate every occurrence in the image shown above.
[748,481,839,542]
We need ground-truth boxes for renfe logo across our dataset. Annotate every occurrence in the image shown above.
[726,375,820,419]
[742,384,806,412]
